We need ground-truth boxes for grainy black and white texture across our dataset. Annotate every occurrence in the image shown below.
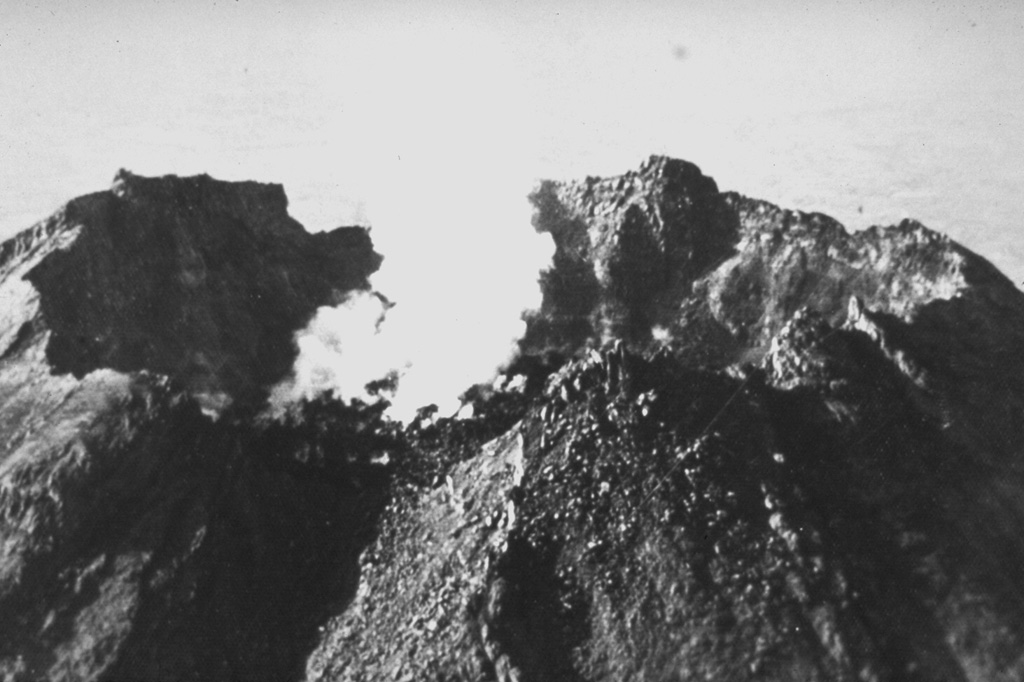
[3,159,1024,681]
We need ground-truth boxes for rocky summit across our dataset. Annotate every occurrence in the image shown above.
[0,171,384,682]
[3,159,1024,681]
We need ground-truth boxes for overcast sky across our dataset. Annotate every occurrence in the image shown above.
[3,1,1022,241]
[3,0,1023,414]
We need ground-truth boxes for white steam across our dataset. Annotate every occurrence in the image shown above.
[270,22,555,421]
[267,293,395,409]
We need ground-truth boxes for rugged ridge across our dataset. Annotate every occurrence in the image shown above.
[4,169,380,410]
[525,156,1009,354]
[4,158,1024,681]
[0,171,384,681]
[307,157,1024,681]
[525,155,1024,461]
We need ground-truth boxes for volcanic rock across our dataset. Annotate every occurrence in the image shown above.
[2,169,380,409]
[0,171,384,681]
[307,157,1024,681]
[5,158,1024,682]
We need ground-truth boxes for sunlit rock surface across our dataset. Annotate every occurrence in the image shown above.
[309,157,1024,682]
[0,171,383,681]
[4,159,1024,681]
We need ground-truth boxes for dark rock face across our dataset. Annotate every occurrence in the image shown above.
[525,156,1014,365]
[526,154,1024,461]
[307,158,1024,681]
[6,158,1024,682]
[0,172,384,681]
[12,169,380,407]
[309,340,1024,681]
[524,156,739,353]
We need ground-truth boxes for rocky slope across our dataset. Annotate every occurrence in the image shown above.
[307,157,1024,681]
[0,171,384,681]
[4,158,1024,682]
[1,169,381,410]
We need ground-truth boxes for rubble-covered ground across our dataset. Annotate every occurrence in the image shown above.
[299,156,1024,682]
[306,319,1024,681]
[5,160,1024,681]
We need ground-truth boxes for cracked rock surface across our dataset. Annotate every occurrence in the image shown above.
[0,171,383,681]
[4,158,1024,681]
[308,157,1024,681]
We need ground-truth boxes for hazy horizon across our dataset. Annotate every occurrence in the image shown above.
[4,1,1022,255]
[3,0,1023,415]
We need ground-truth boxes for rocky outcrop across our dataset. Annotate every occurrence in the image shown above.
[2,169,380,410]
[525,154,1024,463]
[0,171,384,681]
[6,158,1024,681]
[523,156,739,355]
[310,320,1024,681]
[306,427,527,681]
[524,156,1013,362]
[307,157,1024,681]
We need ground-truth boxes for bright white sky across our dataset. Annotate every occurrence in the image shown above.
[2,0,1023,415]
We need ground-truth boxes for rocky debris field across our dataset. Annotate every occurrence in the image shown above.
[308,320,1024,681]
[3,159,1024,681]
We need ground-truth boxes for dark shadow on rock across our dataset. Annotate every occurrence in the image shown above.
[0,383,392,682]
[478,535,590,682]
[23,173,381,404]
[764,320,1024,679]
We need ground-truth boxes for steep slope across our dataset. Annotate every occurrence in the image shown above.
[308,157,1024,681]
[5,158,1024,682]
[2,169,380,411]
[307,338,1024,681]
[0,171,384,681]
[527,155,1024,465]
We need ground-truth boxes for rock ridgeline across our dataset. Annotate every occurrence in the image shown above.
[525,155,1003,355]
[525,155,1024,460]
[4,159,1024,682]
[0,171,384,681]
[309,157,1024,681]
[2,169,381,410]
